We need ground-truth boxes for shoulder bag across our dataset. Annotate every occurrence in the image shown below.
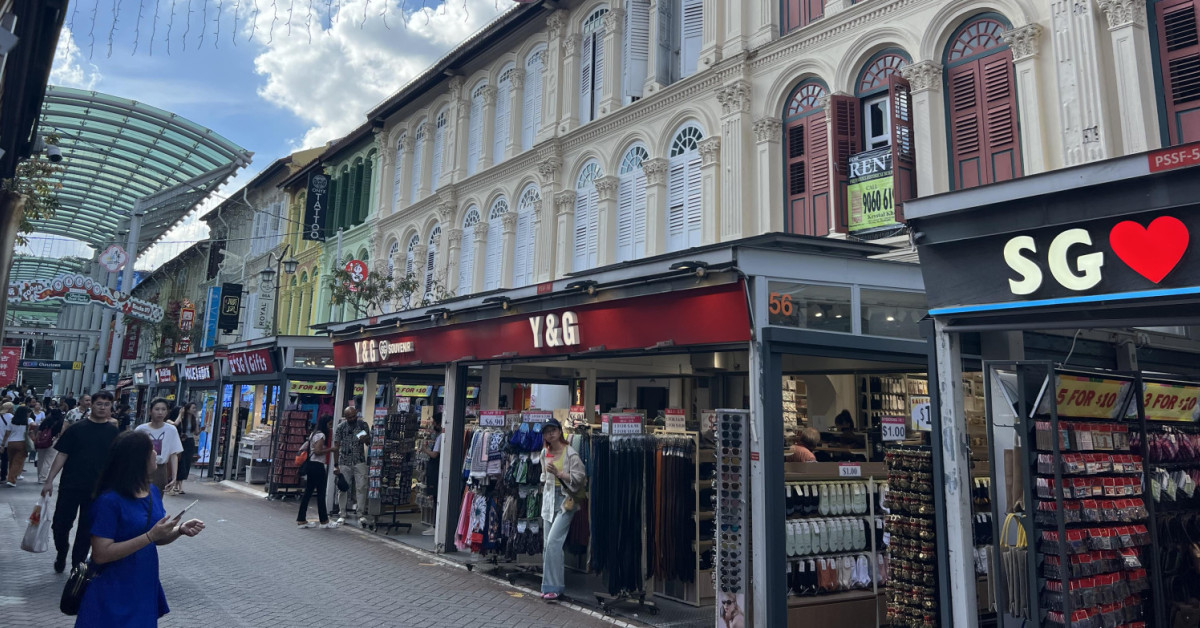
[61,498,153,615]
[294,431,312,467]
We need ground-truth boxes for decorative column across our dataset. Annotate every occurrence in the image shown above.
[435,203,455,289]
[1096,0,1160,153]
[535,144,562,282]
[546,11,573,136]
[561,33,583,135]
[411,244,429,301]
[554,190,578,278]
[447,77,468,184]
[299,279,313,335]
[752,116,784,234]
[372,128,391,219]
[644,0,664,95]
[600,8,625,118]
[471,223,489,294]
[749,0,773,48]
[1050,0,1116,164]
[288,286,302,334]
[717,80,752,240]
[505,69,526,161]
[594,175,620,266]
[444,227,463,296]
[1001,24,1049,174]
[642,157,670,256]
[479,86,498,171]
[416,122,432,199]
[500,212,518,289]
[700,0,724,72]
[698,136,721,245]
[899,62,949,196]
[722,0,748,59]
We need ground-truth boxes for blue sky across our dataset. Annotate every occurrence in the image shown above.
[41,0,512,269]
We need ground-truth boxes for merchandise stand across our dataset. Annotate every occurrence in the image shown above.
[589,428,658,616]
[368,408,419,534]
[650,429,714,607]
[268,409,310,498]
[469,411,544,584]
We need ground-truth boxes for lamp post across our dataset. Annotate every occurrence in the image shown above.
[258,245,298,338]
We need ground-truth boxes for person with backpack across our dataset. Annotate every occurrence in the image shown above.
[33,402,64,482]
[134,399,184,494]
[296,414,338,529]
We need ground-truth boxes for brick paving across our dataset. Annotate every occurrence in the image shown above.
[0,461,623,628]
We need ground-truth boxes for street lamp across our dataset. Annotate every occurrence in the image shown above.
[259,244,298,337]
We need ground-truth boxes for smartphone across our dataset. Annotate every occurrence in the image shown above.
[174,499,199,520]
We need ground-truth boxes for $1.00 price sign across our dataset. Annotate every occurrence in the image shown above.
[881,416,906,442]
[838,463,862,477]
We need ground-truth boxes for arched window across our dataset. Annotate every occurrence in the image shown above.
[459,206,482,293]
[410,122,426,201]
[667,124,704,252]
[580,8,609,125]
[402,234,420,309]
[573,161,604,272]
[513,184,541,288]
[425,224,442,301]
[523,47,546,150]
[616,144,648,262]
[432,109,448,192]
[484,197,508,290]
[856,51,909,150]
[783,79,830,236]
[945,15,1021,189]
[495,65,515,163]
[392,135,406,208]
[623,0,650,103]
[387,241,400,279]
[1156,0,1200,145]
[467,82,487,176]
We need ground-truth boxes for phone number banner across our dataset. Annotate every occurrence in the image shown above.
[847,148,898,233]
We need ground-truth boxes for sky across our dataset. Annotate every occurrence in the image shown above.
[36,0,513,270]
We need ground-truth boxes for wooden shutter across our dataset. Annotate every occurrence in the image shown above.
[580,33,595,123]
[616,174,635,261]
[410,133,424,200]
[681,0,702,78]
[666,157,687,251]
[948,51,1022,190]
[523,53,543,150]
[484,218,503,290]
[431,118,445,191]
[829,94,860,233]
[513,211,534,287]
[786,111,829,236]
[1158,0,1200,144]
[685,156,702,247]
[593,27,605,118]
[425,243,437,291]
[494,76,511,162]
[948,62,983,189]
[624,0,650,99]
[392,140,404,207]
[785,0,825,33]
[467,89,483,175]
[573,190,591,272]
[981,54,1021,183]
[655,0,674,85]
[889,73,916,221]
[458,227,474,294]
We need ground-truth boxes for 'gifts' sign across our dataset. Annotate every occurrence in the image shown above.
[226,348,275,376]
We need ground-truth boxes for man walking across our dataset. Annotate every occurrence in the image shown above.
[333,406,371,528]
[41,389,120,572]
[64,394,90,424]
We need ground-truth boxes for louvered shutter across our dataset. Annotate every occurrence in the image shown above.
[681,0,703,78]
[484,219,502,290]
[624,0,650,99]
[410,134,424,200]
[785,0,825,33]
[494,76,511,162]
[523,53,543,150]
[655,0,674,84]
[806,0,823,26]
[685,157,702,247]
[1158,0,1200,144]
[786,114,831,236]
[809,111,830,236]
[948,63,982,189]
[616,175,635,261]
[431,120,445,191]
[425,244,437,294]
[829,94,860,233]
[580,33,596,124]
[458,227,474,293]
[981,54,1021,183]
[467,90,484,175]
[594,29,605,118]
[513,212,534,287]
[392,143,404,207]
[573,191,590,271]
[889,74,917,221]
[404,248,415,278]
[666,158,687,251]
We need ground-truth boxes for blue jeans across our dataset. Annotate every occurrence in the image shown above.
[541,493,576,594]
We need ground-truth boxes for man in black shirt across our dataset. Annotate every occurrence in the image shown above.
[41,389,120,572]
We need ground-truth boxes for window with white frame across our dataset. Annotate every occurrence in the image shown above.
[467,82,487,176]
[580,8,608,125]
[410,123,425,201]
[667,124,703,252]
[484,197,508,290]
[513,185,540,288]
[432,110,448,191]
[459,206,481,293]
[494,65,514,164]
[650,0,702,86]
[387,241,400,279]
[523,47,545,150]
[392,134,405,208]
[616,144,649,262]
[622,0,650,103]
[425,224,441,301]
[573,161,603,272]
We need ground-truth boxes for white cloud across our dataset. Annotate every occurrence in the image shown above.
[251,0,512,148]
[49,28,102,90]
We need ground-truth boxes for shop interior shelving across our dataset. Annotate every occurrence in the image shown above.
[783,376,809,430]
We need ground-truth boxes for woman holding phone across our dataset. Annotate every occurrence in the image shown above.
[75,431,205,627]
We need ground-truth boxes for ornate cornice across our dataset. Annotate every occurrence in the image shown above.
[447,76,465,98]
[642,158,670,186]
[603,8,625,34]
[538,158,561,181]
[750,0,920,72]
[753,117,783,144]
[531,198,546,221]
[437,187,457,208]
[1096,0,1146,28]
[717,80,752,117]
[436,202,455,225]
[899,60,942,93]
[554,190,578,213]
[481,86,498,106]
[398,134,414,153]
[445,227,463,247]
[546,10,568,35]
[698,137,721,167]
[511,68,527,90]
[411,244,428,261]
[1001,23,1042,62]
[594,175,620,202]
[473,222,489,242]
[501,212,518,231]
[565,34,582,57]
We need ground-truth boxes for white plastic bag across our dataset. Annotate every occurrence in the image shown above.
[20,495,54,553]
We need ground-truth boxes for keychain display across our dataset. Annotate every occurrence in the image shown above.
[884,446,938,628]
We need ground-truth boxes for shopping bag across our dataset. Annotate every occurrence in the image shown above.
[21,495,54,553]
[999,512,1029,619]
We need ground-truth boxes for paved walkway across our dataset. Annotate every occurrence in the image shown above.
[0,462,618,627]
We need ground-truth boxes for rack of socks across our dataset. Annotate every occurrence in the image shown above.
[784,480,877,598]
[971,476,996,614]
[483,413,548,585]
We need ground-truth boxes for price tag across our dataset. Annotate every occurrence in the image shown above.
[567,405,587,427]
[479,410,507,427]
[881,416,907,442]
[838,463,862,477]
[664,408,686,432]
[602,413,643,435]
[522,411,553,424]
[910,396,932,432]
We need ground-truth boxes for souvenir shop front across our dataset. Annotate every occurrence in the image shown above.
[328,234,934,626]
[179,357,221,477]
[908,145,1200,628]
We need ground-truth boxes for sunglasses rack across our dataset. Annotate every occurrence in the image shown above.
[884,445,939,628]
[715,410,748,617]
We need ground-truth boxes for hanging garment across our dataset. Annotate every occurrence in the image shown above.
[454,491,473,551]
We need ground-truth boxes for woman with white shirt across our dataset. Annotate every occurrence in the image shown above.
[0,402,13,483]
[3,405,31,486]
[134,399,184,493]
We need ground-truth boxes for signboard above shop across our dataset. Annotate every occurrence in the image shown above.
[182,363,216,382]
[226,348,275,376]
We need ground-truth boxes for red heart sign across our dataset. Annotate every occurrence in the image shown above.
[1108,216,1190,283]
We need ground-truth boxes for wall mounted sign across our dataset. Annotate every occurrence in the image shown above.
[847,148,899,233]
[0,347,18,387]
[182,363,216,382]
[98,245,128,272]
[174,340,191,354]
[288,380,334,395]
[201,286,221,350]
[529,311,580,348]
[255,272,276,330]
[122,323,141,359]
[218,283,243,332]
[155,366,176,384]
[345,260,368,283]
[17,359,81,370]
[1139,382,1199,422]
[303,172,329,242]
[179,306,196,332]
[226,348,275,376]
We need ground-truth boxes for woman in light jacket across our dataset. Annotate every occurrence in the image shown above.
[539,418,586,601]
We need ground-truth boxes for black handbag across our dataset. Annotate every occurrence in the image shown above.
[335,470,350,492]
[61,496,153,615]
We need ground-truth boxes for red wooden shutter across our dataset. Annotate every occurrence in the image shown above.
[981,54,1021,183]
[830,95,860,233]
[784,0,825,34]
[888,74,916,222]
[1157,0,1200,144]
[948,62,983,190]
[785,112,830,236]
[806,0,824,26]
[809,111,830,236]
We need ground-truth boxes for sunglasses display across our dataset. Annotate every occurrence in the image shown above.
[716,410,749,597]
[884,445,941,628]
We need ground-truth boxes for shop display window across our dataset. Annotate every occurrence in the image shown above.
[859,289,927,340]
[768,283,852,333]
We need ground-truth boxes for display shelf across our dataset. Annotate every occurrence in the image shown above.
[783,376,809,429]
[787,589,878,606]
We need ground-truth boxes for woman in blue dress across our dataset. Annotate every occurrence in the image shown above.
[76,431,205,627]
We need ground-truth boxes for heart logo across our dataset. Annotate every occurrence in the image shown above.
[1108,216,1190,283]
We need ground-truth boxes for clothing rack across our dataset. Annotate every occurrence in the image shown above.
[588,432,658,615]
[650,429,714,607]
